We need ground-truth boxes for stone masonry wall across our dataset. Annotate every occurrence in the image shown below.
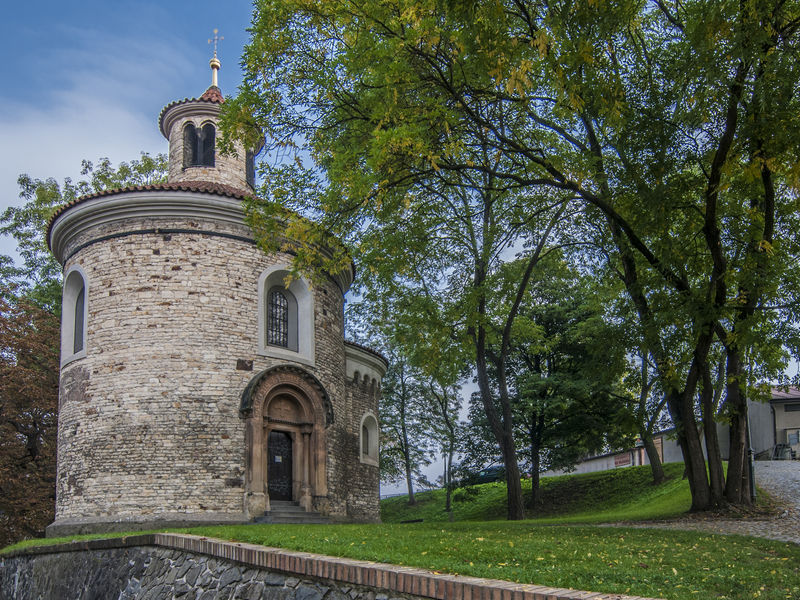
[53,208,360,530]
[334,377,380,522]
[0,546,403,600]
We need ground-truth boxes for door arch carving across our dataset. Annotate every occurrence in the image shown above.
[240,366,329,516]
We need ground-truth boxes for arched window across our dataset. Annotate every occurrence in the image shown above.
[183,123,197,167]
[246,149,256,188]
[258,267,315,364]
[61,265,88,365]
[360,413,379,465]
[73,285,85,354]
[266,286,297,351]
[268,289,289,348]
[200,123,215,167]
[182,122,216,168]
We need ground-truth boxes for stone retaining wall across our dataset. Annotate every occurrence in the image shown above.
[0,533,663,600]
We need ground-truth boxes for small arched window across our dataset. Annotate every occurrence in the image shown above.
[61,266,88,365]
[360,413,379,465]
[182,122,216,168]
[183,123,197,167]
[200,123,215,166]
[246,149,256,188]
[267,286,298,351]
[73,285,85,354]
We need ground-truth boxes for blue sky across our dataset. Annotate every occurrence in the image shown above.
[1,0,254,259]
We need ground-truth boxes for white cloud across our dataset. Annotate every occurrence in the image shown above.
[0,29,196,259]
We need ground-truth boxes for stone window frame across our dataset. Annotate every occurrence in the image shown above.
[61,264,88,366]
[257,265,315,366]
[360,412,379,466]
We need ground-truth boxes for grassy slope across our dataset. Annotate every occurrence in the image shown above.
[382,463,692,523]
[4,464,799,600]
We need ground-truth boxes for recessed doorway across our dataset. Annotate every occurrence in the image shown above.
[267,430,293,501]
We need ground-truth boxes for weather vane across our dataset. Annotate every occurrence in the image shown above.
[208,28,224,58]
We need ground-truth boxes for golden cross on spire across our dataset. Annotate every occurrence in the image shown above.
[208,28,224,58]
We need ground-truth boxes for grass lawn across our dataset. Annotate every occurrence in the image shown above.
[382,463,693,524]
[3,464,798,600]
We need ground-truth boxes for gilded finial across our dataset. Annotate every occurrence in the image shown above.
[208,29,223,87]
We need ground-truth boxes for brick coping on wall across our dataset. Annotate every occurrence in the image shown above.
[2,533,663,600]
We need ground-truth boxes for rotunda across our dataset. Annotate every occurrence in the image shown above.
[46,54,385,536]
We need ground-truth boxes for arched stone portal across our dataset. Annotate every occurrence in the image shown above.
[240,367,330,517]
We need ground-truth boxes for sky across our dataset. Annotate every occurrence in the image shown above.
[1,0,254,260]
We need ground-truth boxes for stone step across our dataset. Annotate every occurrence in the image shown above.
[253,513,331,525]
[251,500,332,525]
[268,501,307,513]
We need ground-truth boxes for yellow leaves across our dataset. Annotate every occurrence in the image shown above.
[505,60,534,97]
[533,29,549,57]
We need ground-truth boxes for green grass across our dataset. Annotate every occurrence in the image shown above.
[3,464,797,600]
[187,522,800,600]
[4,521,798,600]
[382,463,692,524]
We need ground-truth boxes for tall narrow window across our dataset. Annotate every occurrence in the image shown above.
[246,149,256,188]
[183,123,198,167]
[362,424,369,455]
[268,290,289,347]
[61,266,88,365]
[360,413,379,465]
[200,123,215,166]
[73,285,85,354]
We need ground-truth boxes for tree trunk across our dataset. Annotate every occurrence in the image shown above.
[530,433,541,507]
[667,388,712,511]
[404,455,416,506]
[641,428,665,485]
[701,364,725,505]
[399,371,416,506]
[474,326,525,520]
[445,448,454,521]
[724,348,751,506]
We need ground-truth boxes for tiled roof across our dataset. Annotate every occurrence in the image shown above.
[157,87,225,134]
[199,86,224,103]
[46,181,251,246]
[344,340,389,366]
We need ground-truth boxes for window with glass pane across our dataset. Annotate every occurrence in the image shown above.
[268,290,289,347]
[73,285,85,354]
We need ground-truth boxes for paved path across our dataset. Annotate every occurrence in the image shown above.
[611,460,800,545]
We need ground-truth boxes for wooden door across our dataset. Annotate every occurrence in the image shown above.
[267,430,293,501]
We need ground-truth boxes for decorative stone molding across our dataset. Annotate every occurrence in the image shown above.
[345,341,388,389]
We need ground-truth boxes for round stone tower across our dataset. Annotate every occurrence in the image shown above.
[46,56,385,536]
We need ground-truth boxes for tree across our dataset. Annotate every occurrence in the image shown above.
[228,0,800,511]
[0,153,167,545]
[378,357,433,504]
[0,292,59,547]
[496,256,635,505]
